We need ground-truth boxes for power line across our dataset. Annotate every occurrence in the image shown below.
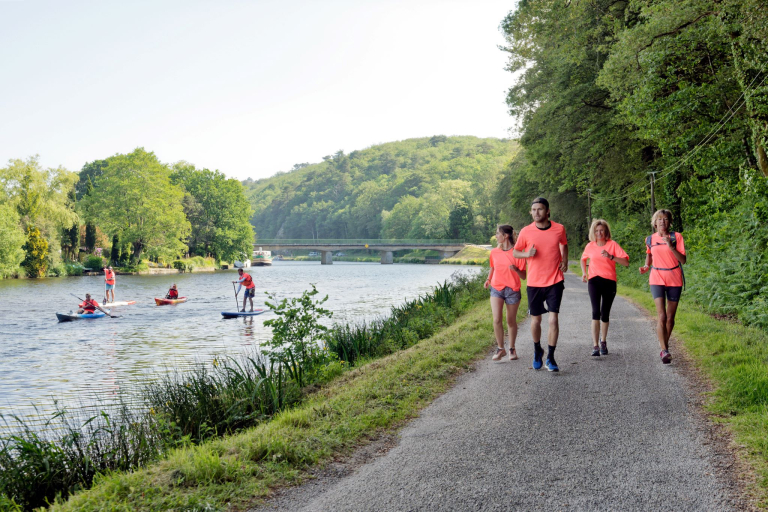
[592,71,767,203]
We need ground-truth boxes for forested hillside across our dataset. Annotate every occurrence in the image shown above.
[500,0,768,328]
[244,136,520,243]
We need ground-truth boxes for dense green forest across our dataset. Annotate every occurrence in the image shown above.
[244,136,521,243]
[500,0,768,328]
[0,149,254,278]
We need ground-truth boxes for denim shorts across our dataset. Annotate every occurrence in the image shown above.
[105,283,114,290]
[490,286,521,305]
[244,287,256,298]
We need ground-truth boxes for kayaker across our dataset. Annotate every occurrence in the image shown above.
[232,269,256,312]
[104,265,116,304]
[77,294,99,314]
[166,284,179,300]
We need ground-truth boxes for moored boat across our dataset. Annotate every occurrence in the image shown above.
[154,297,188,305]
[252,247,273,266]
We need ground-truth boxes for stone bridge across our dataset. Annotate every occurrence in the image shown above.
[253,239,466,264]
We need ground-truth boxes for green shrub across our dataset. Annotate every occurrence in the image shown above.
[82,254,105,271]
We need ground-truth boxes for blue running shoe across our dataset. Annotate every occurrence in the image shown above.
[545,358,559,372]
[533,344,544,370]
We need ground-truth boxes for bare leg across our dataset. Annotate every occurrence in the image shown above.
[600,321,610,343]
[548,312,559,347]
[531,315,543,344]
[591,320,600,347]
[505,302,520,355]
[490,297,505,349]
[665,300,679,346]
[654,297,668,350]
[249,296,254,312]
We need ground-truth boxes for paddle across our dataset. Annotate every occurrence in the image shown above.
[69,293,120,318]
[232,282,240,311]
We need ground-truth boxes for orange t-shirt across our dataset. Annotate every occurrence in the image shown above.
[646,232,685,286]
[580,240,629,282]
[489,248,526,292]
[514,221,567,287]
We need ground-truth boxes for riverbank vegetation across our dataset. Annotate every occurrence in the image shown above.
[500,0,768,330]
[0,271,493,510]
[0,149,254,279]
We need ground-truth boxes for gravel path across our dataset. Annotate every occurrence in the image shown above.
[252,273,744,511]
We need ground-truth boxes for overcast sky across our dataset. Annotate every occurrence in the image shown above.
[0,0,518,181]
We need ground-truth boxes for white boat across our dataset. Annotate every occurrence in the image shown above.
[233,259,251,268]
[252,248,273,266]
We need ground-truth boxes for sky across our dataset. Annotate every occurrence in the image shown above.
[0,0,519,181]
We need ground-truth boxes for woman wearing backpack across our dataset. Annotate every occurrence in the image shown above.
[639,209,687,364]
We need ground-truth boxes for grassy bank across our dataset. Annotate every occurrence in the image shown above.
[47,295,523,511]
[441,245,490,265]
[572,264,768,505]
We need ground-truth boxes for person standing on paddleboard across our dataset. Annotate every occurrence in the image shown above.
[513,197,568,372]
[233,269,256,312]
[104,265,116,304]
[639,209,687,365]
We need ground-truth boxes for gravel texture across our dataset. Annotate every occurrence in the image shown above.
[251,273,745,511]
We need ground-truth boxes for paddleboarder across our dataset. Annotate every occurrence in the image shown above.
[104,265,116,304]
[232,269,256,312]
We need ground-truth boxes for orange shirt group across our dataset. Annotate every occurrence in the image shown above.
[646,232,686,287]
[513,221,568,288]
[580,240,629,282]
[489,248,526,292]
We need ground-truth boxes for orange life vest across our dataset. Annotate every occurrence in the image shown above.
[242,273,255,289]
[105,269,115,285]
[80,299,99,312]
[168,289,179,299]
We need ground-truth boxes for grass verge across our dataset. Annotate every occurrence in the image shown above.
[48,295,526,511]
[441,245,490,265]
[571,263,768,506]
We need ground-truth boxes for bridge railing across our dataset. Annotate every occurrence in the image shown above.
[254,239,466,245]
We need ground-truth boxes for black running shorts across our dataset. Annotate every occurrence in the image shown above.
[526,281,565,316]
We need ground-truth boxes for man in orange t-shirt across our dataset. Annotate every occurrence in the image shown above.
[513,197,568,372]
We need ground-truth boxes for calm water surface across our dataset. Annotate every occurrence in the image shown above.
[0,262,478,426]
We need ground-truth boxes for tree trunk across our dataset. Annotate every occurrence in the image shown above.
[132,242,144,263]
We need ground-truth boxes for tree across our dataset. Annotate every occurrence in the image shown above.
[110,233,121,265]
[21,226,48,278]
[84,148,190,262]
[0,203,25,277]
[171,163,254,261]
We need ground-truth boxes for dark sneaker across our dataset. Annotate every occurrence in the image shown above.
[600,341,608,355]
[660,350,671,364]
[533,344,544,370]
[545,358,559,372]
[591,346,600,357]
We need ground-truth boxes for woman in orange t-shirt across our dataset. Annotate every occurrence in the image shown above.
[485,225,527,362]
[639,209,687,364]
[580,219,629,357]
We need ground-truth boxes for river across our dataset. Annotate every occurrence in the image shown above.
[0,262,479,429]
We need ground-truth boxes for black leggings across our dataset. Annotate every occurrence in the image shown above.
[588,276,617,322]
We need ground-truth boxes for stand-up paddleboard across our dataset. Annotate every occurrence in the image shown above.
[56,310,110,322]
[221,309,265,318]
[155,297,188,305]
[103,300,136,307]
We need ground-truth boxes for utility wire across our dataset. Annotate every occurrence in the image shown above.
[592,71,767,203]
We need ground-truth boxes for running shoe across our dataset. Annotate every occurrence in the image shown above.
[600,341,608,355]
[492,347,507,362]
[660,350,671,364]
[533,344,544,370]
[591,346,600,357]
[545,358,559,372]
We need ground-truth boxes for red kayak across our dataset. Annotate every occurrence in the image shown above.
[155,297,188,305]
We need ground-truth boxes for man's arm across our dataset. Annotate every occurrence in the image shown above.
[559,243,568,272]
